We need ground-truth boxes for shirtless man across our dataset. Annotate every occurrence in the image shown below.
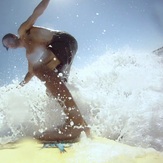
[2,0,90,142]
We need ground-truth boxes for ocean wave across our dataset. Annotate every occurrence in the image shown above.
[0,48,163,151]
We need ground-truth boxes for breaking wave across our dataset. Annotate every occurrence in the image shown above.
[0,48,163,151]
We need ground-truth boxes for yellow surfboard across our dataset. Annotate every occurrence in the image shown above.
[0,136,162,163]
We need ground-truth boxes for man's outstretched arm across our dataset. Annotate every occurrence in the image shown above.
[19,72,34,87]
[18,0,50,35]
[19,62,34,87]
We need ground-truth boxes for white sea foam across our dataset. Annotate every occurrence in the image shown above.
[0,48,163,151]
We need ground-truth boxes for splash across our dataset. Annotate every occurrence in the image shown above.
[70,48,163,151]
[0,48,163,151]
[0,80,65,144]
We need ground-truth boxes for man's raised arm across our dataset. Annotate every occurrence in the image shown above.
[18,0,50,35]
[32,0,50,19]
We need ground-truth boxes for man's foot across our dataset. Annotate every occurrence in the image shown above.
[34,125,84,142]
[34,122,91,142]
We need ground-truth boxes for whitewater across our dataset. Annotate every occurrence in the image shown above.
[0,48,163,152]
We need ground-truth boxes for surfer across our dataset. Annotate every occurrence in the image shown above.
[2,0,90,142]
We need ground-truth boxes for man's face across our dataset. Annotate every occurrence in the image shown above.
[3,36,19,50]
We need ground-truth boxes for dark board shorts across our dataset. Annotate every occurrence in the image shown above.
[48,31,78,82]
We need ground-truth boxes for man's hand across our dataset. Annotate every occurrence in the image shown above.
[15,81,26,89]
[19,80,26,87]
[18,72,34,88]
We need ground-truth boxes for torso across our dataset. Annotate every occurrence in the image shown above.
[20,26,55,54]
[19,26,61,71]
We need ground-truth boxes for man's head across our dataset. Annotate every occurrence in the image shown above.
[2,33,20,50]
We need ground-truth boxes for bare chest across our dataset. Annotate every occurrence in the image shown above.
[21,27,53,53]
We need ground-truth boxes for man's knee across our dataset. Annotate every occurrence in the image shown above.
[33,65,42,76]
[32,64,49,81]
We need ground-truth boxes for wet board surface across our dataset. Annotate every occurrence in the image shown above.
[0,136,163,163]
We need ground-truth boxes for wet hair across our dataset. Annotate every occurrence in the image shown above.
[2,33,16,50]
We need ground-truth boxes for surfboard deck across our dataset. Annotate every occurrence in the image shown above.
[0,136,162,163]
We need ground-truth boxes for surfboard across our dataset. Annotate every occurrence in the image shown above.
[0,136,162,163]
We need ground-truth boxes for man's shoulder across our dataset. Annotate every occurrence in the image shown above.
[32,26,57,33]
[30,26,67,34]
